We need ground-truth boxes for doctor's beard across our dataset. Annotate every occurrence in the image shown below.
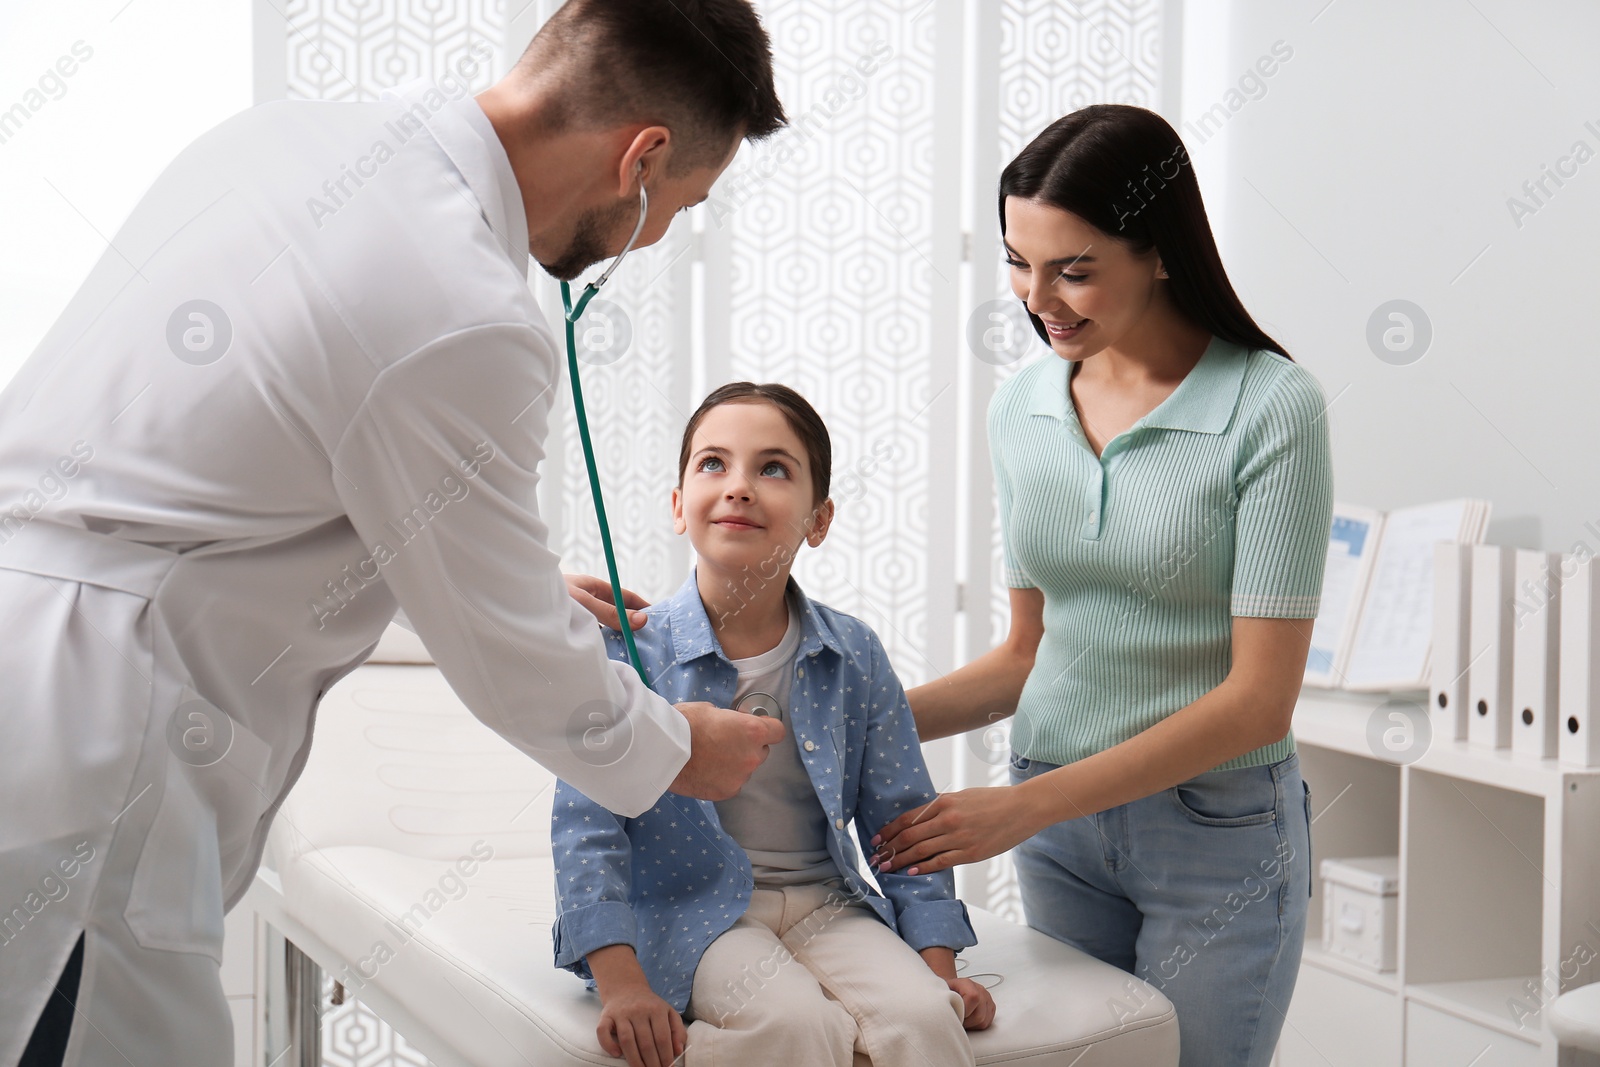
[538,196,633,282]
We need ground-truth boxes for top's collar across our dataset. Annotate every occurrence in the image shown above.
[1027,333,1248,435]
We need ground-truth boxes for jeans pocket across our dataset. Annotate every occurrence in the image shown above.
[1168,765,1279,827]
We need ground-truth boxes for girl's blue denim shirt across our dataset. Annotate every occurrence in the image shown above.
[550,570,977,1012]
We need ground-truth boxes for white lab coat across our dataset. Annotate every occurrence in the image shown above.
[0,79,690,1066]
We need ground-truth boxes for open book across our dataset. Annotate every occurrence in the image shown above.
[1304,499,1491,690]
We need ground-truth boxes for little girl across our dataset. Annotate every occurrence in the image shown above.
[551,382,994,1067]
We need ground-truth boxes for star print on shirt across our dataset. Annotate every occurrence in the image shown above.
[548,570,978,1014]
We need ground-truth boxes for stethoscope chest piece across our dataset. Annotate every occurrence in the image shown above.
[735,691,783,723]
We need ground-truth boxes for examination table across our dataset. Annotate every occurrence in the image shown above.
[248,660,1180,1065]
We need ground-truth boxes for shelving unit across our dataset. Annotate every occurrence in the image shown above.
[1278,688,1600,1067]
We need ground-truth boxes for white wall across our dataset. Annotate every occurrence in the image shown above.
[0,0,254,386]
[7,5,1594,601]
[1183,0,1599,554]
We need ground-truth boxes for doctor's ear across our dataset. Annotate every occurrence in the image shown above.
[619,125,671,194]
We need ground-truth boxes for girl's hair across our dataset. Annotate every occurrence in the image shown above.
[678,382,832,503]
[999,104,1291,360]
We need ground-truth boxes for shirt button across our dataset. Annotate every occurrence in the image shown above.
[804,740,816,752]
[1088,509,1098,520]
[797,668,805,679]
[835,818,845,830]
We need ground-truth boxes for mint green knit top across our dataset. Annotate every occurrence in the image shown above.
[990,334,1334,772]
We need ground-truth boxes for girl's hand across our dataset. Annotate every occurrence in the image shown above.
[869,786,1044,875]
[566,573,651,631]
[596,981,687,1067]
[947,976,996,1030]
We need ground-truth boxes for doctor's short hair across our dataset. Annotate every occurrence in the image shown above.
[678,383,832,505]
[516,0,786,173]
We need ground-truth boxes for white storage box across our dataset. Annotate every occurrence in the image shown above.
[1320,856,1400,972]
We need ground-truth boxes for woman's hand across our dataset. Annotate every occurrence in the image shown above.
[565,573,650,631]
[947,976,996,1030]
[869,786,1046,875]
[596,980,686,1067]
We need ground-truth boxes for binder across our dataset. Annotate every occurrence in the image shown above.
[1332,498,1491,691]
[1559,554,1600,768]
[1430,543,1473,742]
[1467,545,1515,749]
[1324,502,1484,694]
[1510,550,1560,759]
[1306,505,1384,687]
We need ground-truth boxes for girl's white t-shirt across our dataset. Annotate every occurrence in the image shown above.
[713,597,841,887]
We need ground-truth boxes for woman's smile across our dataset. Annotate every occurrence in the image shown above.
[1043,316,1089,339]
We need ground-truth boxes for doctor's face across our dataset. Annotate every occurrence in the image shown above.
[1003,196,1167,361]
[672,401,831,580]
[538,137,739,281]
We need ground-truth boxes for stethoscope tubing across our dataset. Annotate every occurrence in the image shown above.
[560,183,652,685]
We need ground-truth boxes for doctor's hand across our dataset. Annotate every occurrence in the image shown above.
[670,702,785,801]
[869,786,1045,876]
[566,573,650,631]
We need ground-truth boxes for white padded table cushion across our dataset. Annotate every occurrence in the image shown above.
[267,664,1179,1066]
[368,621,434,664]
[273,666,557,865]
[1551,983,1600,1052]
[281,848,1177,1066]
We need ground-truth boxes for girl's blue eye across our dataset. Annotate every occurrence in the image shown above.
[699,456,725,472]
[761,461,790,478]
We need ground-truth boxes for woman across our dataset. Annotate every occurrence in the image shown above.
[870,105,1333,1067]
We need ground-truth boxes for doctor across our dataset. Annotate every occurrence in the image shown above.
[0,1,784,1064]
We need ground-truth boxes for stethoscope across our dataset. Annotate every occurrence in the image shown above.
[733,691,782,723]
[560,178,651,685]
[558,176,790,736]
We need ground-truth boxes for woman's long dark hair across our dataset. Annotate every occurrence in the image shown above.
[999,104,1291,360]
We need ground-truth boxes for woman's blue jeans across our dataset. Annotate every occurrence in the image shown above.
[1009,749,1312,1067]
